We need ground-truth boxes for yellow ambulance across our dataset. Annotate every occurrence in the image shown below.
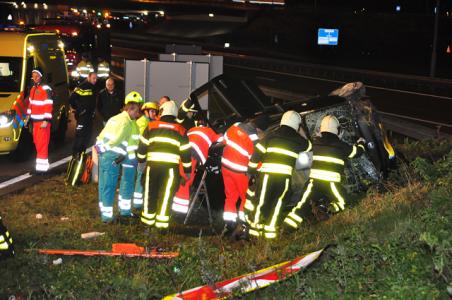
[0,31,69,159]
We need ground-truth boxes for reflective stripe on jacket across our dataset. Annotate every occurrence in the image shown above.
[187,126,222,164]
[249,125,311,175]
[309,132,365,182]
[27,83,53,121]
[137,117,192,174]
[221,122,257,173]
[96,111,134,156]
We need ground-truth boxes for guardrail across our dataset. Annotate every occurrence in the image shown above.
[225,56,452,99]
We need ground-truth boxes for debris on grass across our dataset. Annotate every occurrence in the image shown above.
[81,232,105,239]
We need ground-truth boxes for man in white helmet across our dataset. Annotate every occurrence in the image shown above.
[245,110,312,240]
[136,100,192,230]
[284,115,366,230]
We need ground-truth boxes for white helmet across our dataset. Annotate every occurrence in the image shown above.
[320,115,340,135]
[280,110,301,131]
[159,100,178,117]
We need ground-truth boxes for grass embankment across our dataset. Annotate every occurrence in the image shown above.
[0,139,451,299]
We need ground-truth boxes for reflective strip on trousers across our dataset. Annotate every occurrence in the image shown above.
[156,168,175,226]
[142,167,156,226]
[172,196,189,214]
[309,169,341,182]
[330,182,345,211]
[223,211,238,222]
[265,178,289,236]
[252,174,269,227]
[118,195,132,210]
[284,180,314,227]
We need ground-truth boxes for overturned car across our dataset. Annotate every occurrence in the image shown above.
[187,75,396,210]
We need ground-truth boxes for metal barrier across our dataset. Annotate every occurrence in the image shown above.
[225,56,452,98]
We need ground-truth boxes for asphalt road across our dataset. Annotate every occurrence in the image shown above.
[0,114,103,184]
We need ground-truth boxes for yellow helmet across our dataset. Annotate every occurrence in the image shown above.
[125,91,144,104]
[141,102,159,111]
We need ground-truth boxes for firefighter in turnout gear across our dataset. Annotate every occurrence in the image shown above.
[133,101,159,209]
[246,111,312,239]
[284,115,366,229]
[76,54,94,80]
[176,97,197,130]
[66,72,98,186]
[0,215,14,260]
[95,91,143,222]
[221,114,270,234]
[172,117,223,215]
[96,57,110,80]
[137,101,192,230]
[27,68,53,173]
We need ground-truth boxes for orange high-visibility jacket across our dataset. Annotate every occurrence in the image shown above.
[27,83,53,121]
[221,123,258,173]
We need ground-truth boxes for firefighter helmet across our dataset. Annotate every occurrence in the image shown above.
[320,115,340,135]
[141,102,159,111]
[160,100,178,117]
[280,110,301,131]
[181,98,198,113]
[125,91,144,105]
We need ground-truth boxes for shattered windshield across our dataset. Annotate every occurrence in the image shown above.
[0,57,22,92]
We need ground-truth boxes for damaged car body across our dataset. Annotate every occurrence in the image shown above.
[187,75,396,209]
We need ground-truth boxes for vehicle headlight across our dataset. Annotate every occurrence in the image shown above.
[71,70,80,78]
[0,111,15,128]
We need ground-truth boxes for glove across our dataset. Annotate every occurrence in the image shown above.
[357,137,366,145]
[113,155,126,166]
[248,173,257,186]
[40,120,48,128]
[138,162,146,173]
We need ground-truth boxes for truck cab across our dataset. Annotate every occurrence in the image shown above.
[0,31,69,158]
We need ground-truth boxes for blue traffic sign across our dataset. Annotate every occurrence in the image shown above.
[318,28,339,46]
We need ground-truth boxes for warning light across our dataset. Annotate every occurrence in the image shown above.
[447,45,451,54]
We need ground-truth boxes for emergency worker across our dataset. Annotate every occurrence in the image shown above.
[76,54,94,80]
[246,111,311,239]
[0,215,14,260]
[95,92,143,222]
[284,115,366,229]
[176,97,197,130]
[27,68,53,173]
[137,101,191,230]
[133,101,159,209]
[96,57,110,80]
[97,78,123,125]
[172,117,222,215]
[158,96,171,106]
[65,73,98,185]
[221,114,270,234]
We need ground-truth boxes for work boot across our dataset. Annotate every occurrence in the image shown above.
[221,221,236,238]
[231,222,250,241]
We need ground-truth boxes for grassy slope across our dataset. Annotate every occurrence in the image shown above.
[0,140,451,299]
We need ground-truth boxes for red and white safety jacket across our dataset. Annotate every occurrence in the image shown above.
[27,83,53,121]
[221,122,259,173]
[187,126,222,165]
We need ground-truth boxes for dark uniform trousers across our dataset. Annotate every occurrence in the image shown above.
[249,173,291,239]
[141,163,180,229]
[284,178,348,229]
[73,111,94,156]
